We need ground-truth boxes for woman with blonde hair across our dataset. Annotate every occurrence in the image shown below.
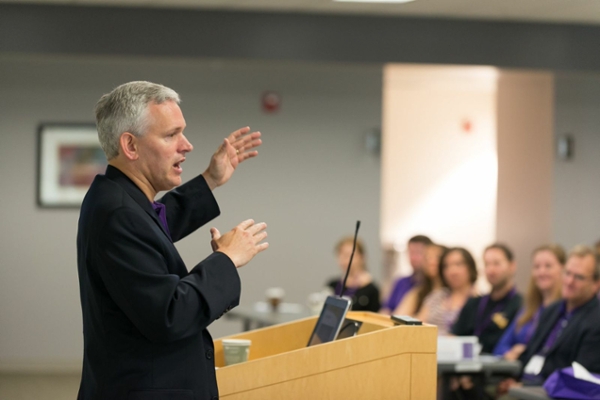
[493,244,565,360]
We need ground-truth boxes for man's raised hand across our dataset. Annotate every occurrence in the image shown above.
[202,127,262,190]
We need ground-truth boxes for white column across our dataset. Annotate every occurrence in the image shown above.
[382,64,498,280]
[381,64,554,292]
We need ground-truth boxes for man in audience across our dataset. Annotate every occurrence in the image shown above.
[518,245,600,383]
[380,235,433,314]
[445,244,522,399]
[451,243,522,353]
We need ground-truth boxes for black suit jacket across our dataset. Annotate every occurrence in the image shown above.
[519,296,600,379]
[451,291,523,354]
[77,165,240,400]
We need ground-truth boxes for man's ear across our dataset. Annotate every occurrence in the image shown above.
[119,132,139,161]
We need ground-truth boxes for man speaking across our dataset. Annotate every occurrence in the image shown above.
[76,81,268,400]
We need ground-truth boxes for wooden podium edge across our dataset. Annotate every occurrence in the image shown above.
[215,312,437,396]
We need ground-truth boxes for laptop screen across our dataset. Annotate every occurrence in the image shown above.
[307,296,351,347]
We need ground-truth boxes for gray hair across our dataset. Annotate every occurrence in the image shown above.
[568,245,600,280]
[95,81,180,160]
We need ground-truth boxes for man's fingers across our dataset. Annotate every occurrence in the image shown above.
[231,132,261,150]
[215,219,269,267]
[239,151,258,162]
[247,222,267,235]
[222,138,235,153]
[256,242,269,253]
[235,134,261,149]
[236,137,262,155]
[254,231,268,244]
[226,130,261,163]
[235,132,261,146]
[237,219,255,230]
[228,126,251,141]
[210,227,221,240]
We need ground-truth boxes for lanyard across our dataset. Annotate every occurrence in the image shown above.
[540,301,577,356]
[523,306,544,344]
[474,287,516,336]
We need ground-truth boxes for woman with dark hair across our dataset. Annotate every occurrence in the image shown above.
[493,244,565,360]
[326,236,380,312]
[451,243,522,353]
[417,247,478,335]
[393,243,446,316]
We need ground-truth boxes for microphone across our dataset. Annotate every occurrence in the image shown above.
[339,220,361,299]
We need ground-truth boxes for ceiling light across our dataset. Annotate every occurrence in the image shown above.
[334,0,416,3]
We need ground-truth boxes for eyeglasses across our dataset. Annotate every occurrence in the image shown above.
[563,269,593,283]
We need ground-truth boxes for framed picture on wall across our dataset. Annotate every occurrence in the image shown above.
[37,123,107,208]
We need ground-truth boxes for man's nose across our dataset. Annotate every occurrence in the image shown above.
[563,274,574,285]
[180,134,193,153]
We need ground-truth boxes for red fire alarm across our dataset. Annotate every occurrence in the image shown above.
[461,118,473,134]
[262,91,281,113]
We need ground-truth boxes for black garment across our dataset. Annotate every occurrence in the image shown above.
[451,290,522,354]
[77,165,240,400]
[519,297,600,380]
[327,278,381,312]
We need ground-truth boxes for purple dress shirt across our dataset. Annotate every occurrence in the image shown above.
[383,274,416,311]
[152,201,171,239]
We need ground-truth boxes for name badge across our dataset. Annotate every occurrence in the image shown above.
[492,313,509,329]
[524,355,545,376]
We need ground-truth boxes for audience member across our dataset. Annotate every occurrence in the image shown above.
[327,236,380,312]
[451,243,522,353]
[393,243,445,315]
[596,240,600,300]
[418,247,478,335]
[381,235,433,314]
[493,244,565,360]
[517,245,600,383]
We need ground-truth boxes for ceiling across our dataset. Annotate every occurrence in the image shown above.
[3,0,600,25]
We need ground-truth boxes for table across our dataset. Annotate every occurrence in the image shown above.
[438,356,521,399]
[225,302,312,331]
[438,355,521,376]
[508,386,551,400]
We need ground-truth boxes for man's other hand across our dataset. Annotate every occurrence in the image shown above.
[210,219,269,268]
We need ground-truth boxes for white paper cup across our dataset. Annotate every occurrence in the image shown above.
[222,339,251,366]
[265,287,285,312]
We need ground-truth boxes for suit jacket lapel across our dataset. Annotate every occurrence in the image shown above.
[105,165,172,241]
[545,297,596,356]
[532,304,562,356]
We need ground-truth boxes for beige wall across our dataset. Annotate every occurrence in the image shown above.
[496,71,554,291]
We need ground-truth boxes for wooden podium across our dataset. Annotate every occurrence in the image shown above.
[214,311,438,399]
